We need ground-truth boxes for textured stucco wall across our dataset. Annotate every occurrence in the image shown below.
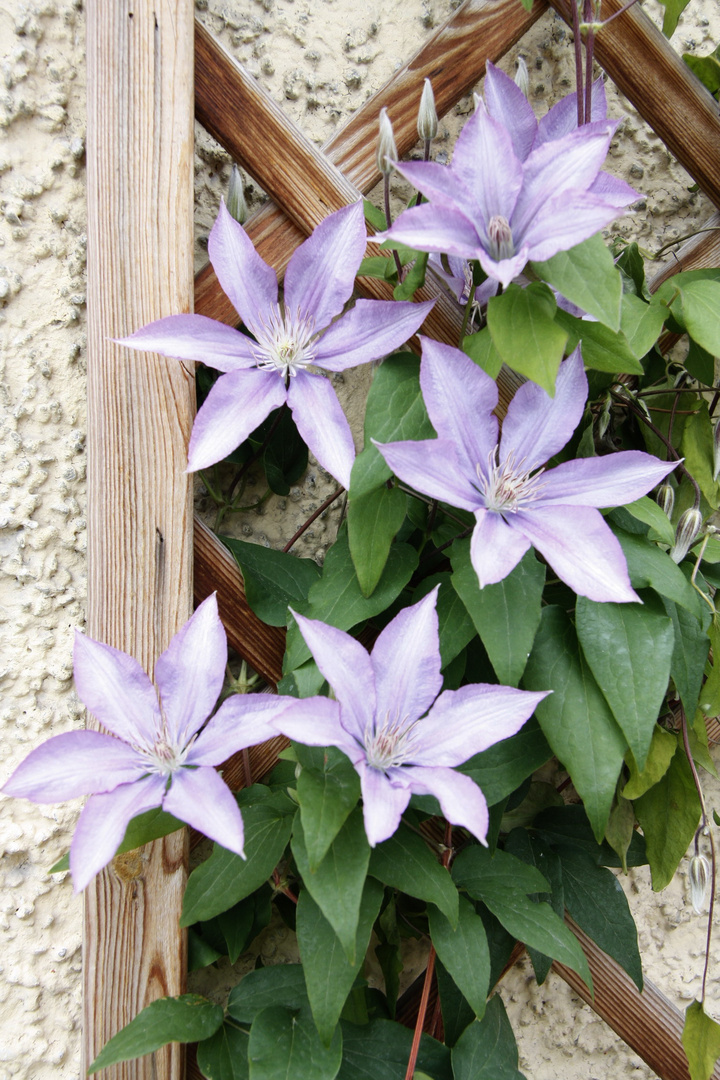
[0,1,718,1078]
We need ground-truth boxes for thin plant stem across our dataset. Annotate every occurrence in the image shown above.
[709,390,720,418]
[283,487,344,553]
[404,947,436,1080]
[690,535,716,616]
[584,0,595,122]
[652,226,720,261]
[571,0,585,126]
[459,286,476,343]
[385,175,405,281]
[590,0,640,30]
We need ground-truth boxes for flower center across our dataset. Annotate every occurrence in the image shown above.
[364,711,420,771]
[487,215,515,261]
[252,304,317,378]
[476,447,546,514]
[135,718,190,778]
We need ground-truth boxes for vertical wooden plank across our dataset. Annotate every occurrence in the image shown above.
[85,1,194,1077]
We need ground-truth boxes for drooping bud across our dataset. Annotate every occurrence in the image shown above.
[514,56,530,98]
[417,78,438,141]
[713,420,720,482]
[689,854,710,913]
[670,506,703,563]
[376,107,398,177]
[227,164,248,225]
[656,482,675,520]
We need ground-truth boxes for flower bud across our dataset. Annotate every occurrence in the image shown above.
[514,56,530,98]
[670,506,703,563]
[227,164,248,225]
[417,78,438,141]
[376,107,398,177]
[689,854,710,913]
[656,482,675,520]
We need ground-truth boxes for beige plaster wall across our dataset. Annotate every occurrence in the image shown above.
[0,1,718,1078]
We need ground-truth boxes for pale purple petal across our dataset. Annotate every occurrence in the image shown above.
[392,160,475,214]
[291,613,375,742]
[2,731,147,802]
[370,588,443,726]
[451,106,524,226]
[470,509,531,587]
[284,202,366,328]
[164,766,245,857]
[513,504,639,602]
[115,314,257,373]
[189,694,299,766]
[537,451,677,508]
[269,694,363,764]
[401,765,489,845]
[484,62,538,162]
[534,79,606,148]
[73,631,161,745]
[359,764,412,846]
[419,337,498,467]
[411,684,548,767]
[70,775,166,892]
[187,368,286,473]
[522,191,633,263]
[373,438,480,512]
[499,346,587,471]
[287,370,355,489]
[476,245,530,291]
[154,594,227,746]
[380,202,484,261]
[588,172,641,207]
[207,200,278,333]
[314,299,435,373]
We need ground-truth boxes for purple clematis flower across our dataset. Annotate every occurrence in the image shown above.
[268,589,548,847]
[375,339,677,603]
[2,595,284,892]
[116,200,433,489]
[378,63,638,289]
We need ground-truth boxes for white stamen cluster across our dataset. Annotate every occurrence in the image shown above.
[476,448,547,514]
[364,710,420,771]
[487,214,515,261]
[252,304,317,378]
[136,719,190,777]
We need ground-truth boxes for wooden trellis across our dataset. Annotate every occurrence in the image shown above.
[86,0,720,1077]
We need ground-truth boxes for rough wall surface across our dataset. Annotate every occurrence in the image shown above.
[0,0,718,1078]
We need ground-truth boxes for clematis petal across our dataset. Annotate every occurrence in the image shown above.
[401,765,489,844]
[451,106,524,227]
[270,695,364,765]
[513,504,639,602]
[187,368,286,473]
[419,338,498,468]
[207,200,278,332]
[470,509,532,587]
[374,438,480,511]
[358,764,412,846]
[537,451,677,508]
[314,299,435,373]
[287,370,356,489]
[371,588,443,726]
[154,594,227,746]
[499,346,587,472]
[290,613,375,743]
[484,61,538,162]
[69,775,166,892]
[189,693,297,766]
[534,79,607,148]
[378,202,485,261]
[412,683,548,767]
[284,202,366,328]
[588,172,641,207]
[164,766,245,857]
[476,245,531,291]
[73,631,161,744]
[2,730,148,802]
[115,314,257,373]
[392,160,475,214]
[522,190,634,264]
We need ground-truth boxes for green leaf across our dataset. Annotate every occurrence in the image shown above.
[197,1022,250,1080]
[357,255,396,280]
[677,279,720,355]
[338,1018,452,1080]
[531,234,622,329]
[295,744,361,870]
[575,591,674,769]
[683,1000,720,1080]
[503,829,564,984]
[622,496,675,546]
[435,958,476,1047]
[660,0,692,35]
[613,526,707,620]
[662,598,710,720]
[49,805,184,874]
[684,52,720,95]
[228,965,309,1023]
[428,896,490,1019]
[248,1006,342,1080]
[623,726,678,800]
[297,878,384,1045]
[263,407,308,496]
[181,793,295,926]
[620,293,667,359]
[451,996,526,1080]
[88,996,223,1073]
[369,823,459,927]
[394,250,428,301]
[559,846,643,989]
[555,309,643,374]
[347,484,407,597]
[634,749,701,890]
[188,927,224,971]
[604,790,636,873]
[459,717,552,807]
[452,844,549,898]
[222,536,321,627]
[700,623,720,717]
[292,809,371,964]
[412,572,476,669]
[487,282,568,394]
[681,404,720,509]
[534,804,648,867]
[218,888,271,964]
[462,327,503,380]
[451,542,545,686]
[524,606,627,841]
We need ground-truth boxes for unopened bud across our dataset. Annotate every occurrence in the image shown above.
[417,78,438,141]
[656,482,675,520]
[670,506,703,563]
[514,56,530,98]
[713,421,720,482]
[689,854,710,913]
[227,165,248,225]
[376,107,398,177]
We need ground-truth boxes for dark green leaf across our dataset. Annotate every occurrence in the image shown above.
[503,829,564,983]
[347,484,407,597]
[338,1018,452,1080]
[459,717,552,807]
[369,823,458,927]
[622,496,675,545]
[662,598,710,720]
[634,748,701,890]
[296,744,361,871]
[677,279,720,355]
[623,727,677,800]
[683,1000,720,1080]
[188,928,223,971]
[263,407,308,495]
[452,844,549,898]
[218,889,271,964]
[533,804,647,867]
[612,526,707,620]
[228,964,309,1023]
[555,309,643,374]
[435,958,475,1047]
[222,536,321,627]
[197,1023,250,1080]
[531,234,622,329]
[681,404,720,510]
[88,996,223,1073]
[248,1006,342,1080]
[428,896,490,1018]
[487,282,568,394]
[451,996,526,1080]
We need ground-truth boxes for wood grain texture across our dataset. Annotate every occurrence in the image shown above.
[651,212,720,289]
[549,0,720,210]
[85,2,194,1076]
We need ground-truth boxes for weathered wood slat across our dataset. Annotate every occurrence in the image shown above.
[85,2,195,1077]
[651,212,720,288]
